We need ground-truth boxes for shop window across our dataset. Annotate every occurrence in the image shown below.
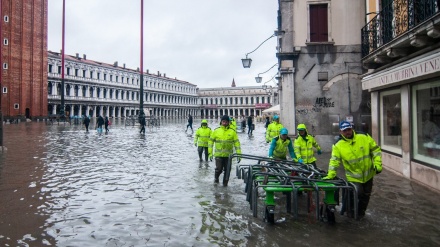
[412,80,440,167]
[380,89,402,154]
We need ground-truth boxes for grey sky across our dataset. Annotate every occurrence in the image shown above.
[48,0,279,88]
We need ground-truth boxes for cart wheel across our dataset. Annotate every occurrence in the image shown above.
[265,206,275,224]
[320,204,336,225]
[326,206,336,225]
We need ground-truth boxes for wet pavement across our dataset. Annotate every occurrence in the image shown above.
[0,119,439,247]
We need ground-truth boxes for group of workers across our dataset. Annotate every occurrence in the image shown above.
[194,114,382,219]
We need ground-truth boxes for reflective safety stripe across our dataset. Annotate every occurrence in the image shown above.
[346,154,370,165]
[346,168,374,179]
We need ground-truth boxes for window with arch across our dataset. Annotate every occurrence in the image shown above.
[74,85,79,97]
[48,82,53,95]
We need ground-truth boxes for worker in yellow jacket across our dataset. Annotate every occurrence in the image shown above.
[294,123,322,169]
[323,121,382,218]
[209,115,241,186]
[194,119,212,162]
[265,115,284,143]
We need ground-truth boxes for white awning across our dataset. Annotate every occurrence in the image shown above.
[262,104,280,114]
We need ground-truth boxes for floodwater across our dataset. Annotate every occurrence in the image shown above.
[0,119,439,247]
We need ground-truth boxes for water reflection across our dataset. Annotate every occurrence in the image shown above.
[0,120,439,246]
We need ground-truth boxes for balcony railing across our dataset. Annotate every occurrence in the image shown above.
[361,0,439,58]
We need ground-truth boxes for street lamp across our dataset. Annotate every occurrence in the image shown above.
[139,0,145,121]
[241,34,275,68]
[60,0,66,118]
[255,63,278,83]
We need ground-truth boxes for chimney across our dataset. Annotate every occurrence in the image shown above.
[123,63,126,68]
[137,67,139,71]
[76,53,79,59]
[114,61,118,67]
[146,69,149,74]
[83,54,87,60]
[164,73,166,77]
[157,71,160,76]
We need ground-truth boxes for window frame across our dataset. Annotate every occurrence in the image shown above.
[307,1,332,43]
[379,88,403,154]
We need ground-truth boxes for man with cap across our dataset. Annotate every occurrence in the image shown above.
[209,115,241,186]
[194,119,212,162]
[265,115,284,143]
[294,123,322,169]
[323,121,382,218]
[268,128,296,160]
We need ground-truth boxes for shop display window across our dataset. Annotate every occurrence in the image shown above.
[380,89,402,154]
[412,80,440,167]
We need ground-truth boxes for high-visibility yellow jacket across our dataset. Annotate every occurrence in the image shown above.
[327,131,382,183]
[268,136,296,160]
[294,133,321,163]
[230,119,237,131]
[266,122,284,142]
[209,126,241,158]
[194,126,212,147]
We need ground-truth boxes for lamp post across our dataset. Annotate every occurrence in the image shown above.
[241,34,275,68]
[139,0,145,121]
[255,63,278,83]
[60,0,66,118]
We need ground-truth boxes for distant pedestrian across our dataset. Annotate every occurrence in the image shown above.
[186,114,193,132]
[96,115,104,132]
[83,115,90,132]
[265,116,270,129]
[104,117,110,133]
[140,115,146,134]
[247,115,254,136]
[194,119,212,162]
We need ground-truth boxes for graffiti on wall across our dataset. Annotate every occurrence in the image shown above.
[296,97,335,115]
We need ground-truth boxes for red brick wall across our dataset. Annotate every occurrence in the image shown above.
[1,0,47,118]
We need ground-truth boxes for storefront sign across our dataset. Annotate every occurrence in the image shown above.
[203,104,217,109]
[255,103,271,109]
[362,51,440,90]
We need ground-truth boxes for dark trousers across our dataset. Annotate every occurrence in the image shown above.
[247,124,253,135]
[342,178,374,217]
[186,123,193,130]
[140,125,145,134]
[85,124,89,132]
[215,157,229,182]
[105,124,109,132]
[198,146,208,161]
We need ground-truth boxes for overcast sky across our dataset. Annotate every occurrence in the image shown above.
[48,0,279,88]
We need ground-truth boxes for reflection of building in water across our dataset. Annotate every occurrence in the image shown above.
[361,1,440,192]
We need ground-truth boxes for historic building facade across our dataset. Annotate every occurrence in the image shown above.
[1,0,48,119]
[197,80,277,119]
[361,0,440,191]
[47,51,198,118]
[276,0,371,150]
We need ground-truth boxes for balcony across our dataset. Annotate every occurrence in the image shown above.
[361,0,440,69]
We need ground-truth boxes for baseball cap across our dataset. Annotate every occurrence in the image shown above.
[339,121,352,131]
